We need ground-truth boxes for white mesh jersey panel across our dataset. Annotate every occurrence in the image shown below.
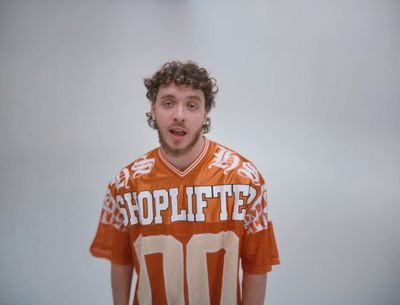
[134,235,184,305]
[186,232,239,305]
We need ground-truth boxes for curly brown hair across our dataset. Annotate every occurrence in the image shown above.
[144,61,218,112]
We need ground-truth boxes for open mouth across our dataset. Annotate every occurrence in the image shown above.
[169,128,187,137]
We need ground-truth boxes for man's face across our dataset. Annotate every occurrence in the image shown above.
[152,83,208,157]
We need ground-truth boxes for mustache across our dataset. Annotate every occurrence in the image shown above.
[169,123,187,129]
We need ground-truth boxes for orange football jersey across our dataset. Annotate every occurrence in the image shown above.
[90,138,279,305]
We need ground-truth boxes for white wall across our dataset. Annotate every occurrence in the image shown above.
[0,1,399,304]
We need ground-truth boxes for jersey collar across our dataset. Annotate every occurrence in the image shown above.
[157,137,210,177]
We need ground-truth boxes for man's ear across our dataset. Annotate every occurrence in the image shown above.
[203,110,209,121]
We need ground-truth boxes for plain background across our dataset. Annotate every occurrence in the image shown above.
[1,0,399,304]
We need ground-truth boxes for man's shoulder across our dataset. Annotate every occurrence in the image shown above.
[209,140,259,167]
[121,147,158,174]
[107,147,159,191]
[208,139,264,186]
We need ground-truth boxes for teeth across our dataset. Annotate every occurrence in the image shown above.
[171,129,186,136]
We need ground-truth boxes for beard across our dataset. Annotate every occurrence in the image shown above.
[157,125,203,158]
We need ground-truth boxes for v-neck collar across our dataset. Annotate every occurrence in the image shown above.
[157,138,210,177]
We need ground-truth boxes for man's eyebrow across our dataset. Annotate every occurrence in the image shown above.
[186,95,202,101]
[159,94,176,100]
[159,94,202,101]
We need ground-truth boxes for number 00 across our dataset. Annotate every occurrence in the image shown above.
[133,231,239,305]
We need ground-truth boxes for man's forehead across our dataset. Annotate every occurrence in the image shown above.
[158,83,203,97]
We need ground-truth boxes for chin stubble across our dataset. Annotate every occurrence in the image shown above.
[158,126,203,158]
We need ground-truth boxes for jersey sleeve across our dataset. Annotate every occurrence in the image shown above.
[90,180,133,265]
[241,178,280,274]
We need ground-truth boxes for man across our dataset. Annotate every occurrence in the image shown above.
[90,61,279,305]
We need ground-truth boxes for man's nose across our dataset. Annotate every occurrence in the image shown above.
[173,104,185,122]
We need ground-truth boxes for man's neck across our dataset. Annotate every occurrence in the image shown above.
[160,136,206,171]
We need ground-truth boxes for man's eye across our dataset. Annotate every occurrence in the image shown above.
[163,100,173,107]
[188,103,198,111]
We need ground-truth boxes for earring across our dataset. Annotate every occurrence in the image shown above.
[202,117,211,134]
[146,111,157,129]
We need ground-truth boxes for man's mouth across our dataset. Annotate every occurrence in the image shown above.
[169,128,187,137]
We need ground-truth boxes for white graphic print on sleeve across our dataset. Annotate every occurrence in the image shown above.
[243,183,268,234]
[115,168,130,191]
[131,155,155,178]
[208,146,240,174]
[100,190,124,230]
[238,162,260,186]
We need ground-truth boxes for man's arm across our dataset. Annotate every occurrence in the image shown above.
[111,263,134,305]
[242,272,267,305]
